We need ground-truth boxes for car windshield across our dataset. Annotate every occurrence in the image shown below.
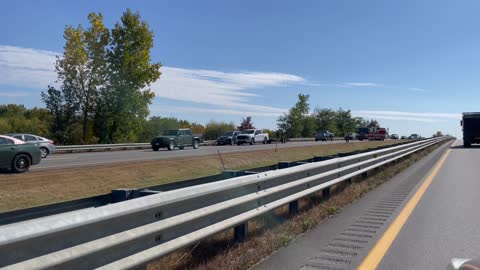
[163,130,178,136]
[223,132,234,136]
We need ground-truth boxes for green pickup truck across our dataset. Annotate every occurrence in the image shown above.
[151,129,200,151]
[0,135,42,173]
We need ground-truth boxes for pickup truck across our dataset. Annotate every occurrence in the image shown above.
[236,129,269,145]
[315,130,334,141]
[151,129,200,151]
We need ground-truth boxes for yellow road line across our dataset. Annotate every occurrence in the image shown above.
[357,141,454,270]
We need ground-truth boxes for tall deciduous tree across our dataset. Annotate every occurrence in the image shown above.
[277,93,312,138]
[97,9,161,143]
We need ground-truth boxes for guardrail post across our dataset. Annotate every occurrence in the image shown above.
[234,222,248,242]
[278,161,291,169]
[289,200,299,215]
[222,170,241,178]
[322,187,331,199]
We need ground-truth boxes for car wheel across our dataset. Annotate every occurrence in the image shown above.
[167,141,175,151]
[40,147,49,158]
[250,138,255,145]
[193,140,199,149]
[464,141,471,148]
[237,142,241,146]
[12,154,31,173]
[179,146,185,150]
[152,146,159,151]
[263,138,267,144]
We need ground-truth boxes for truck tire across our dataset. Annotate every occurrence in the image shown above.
[464,141,471,148]
[167,141,175,151]
[179,146,184,150]
[12,154,31,173]
[152,146,159,151]
[250,138,255,145]
[263,137,267,144]
[193,140,199,149]
[237,142,242,146]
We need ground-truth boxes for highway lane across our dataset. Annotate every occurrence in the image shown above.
[35,140,354,171]
[253,138,453,270]
[374,140,480,269]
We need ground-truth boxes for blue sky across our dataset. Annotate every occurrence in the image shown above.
[1,0,476,137]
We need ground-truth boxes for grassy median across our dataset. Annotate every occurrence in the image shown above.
[0,140,402,212]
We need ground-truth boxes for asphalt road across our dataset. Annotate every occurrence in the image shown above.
[377,140,480,269]
[35,140,351,171]
[254,138,468,270]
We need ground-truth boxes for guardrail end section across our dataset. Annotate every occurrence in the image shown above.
[234,223,249,242]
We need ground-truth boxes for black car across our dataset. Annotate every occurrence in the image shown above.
[216,131,240,145]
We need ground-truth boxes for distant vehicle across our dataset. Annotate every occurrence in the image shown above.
[408,134,420,140]
[236,129,269,145]
[344,133,355,142]
[461,112,480,147]
[315,130,334,141]
[368,127,387,141]
[390,134,399,139]
[356,127,370,141]
[0,135,41,173]
[151,129,200,151]
[7,133,56,158]
[401,136,407,139]
[216,131,240,145]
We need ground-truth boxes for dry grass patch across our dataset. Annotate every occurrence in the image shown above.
[146,140,449,270]
[0,140,400,212]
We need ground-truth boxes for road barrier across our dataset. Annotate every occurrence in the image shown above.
[0,137,448,270]
[54,137,351,153]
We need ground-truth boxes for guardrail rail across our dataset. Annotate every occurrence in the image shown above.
[0,137,449,270]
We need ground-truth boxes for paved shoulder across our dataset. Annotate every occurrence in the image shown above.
[253,140,451,270]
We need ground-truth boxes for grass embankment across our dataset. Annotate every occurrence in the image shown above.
[146,140,449,270]
[0,140,401,212]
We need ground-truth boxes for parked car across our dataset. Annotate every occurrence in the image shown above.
[315,130,334,141]
[151,129,200,151]
[390,134,399,139]
[0,135,41,173]
[236,129,269,145]
[216,131,240,145]
[408,134,420,140]
[401,136,407,139]
[7,133,55,158]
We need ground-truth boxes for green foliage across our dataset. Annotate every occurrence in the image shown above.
[277,94,312,138]
[0,104,52,137]
[366,119,380,128]
[326,206,340,216]
[204,120,236,140]
[43,9,161,144]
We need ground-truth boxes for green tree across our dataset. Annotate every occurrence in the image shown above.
[313,108,337,134]
[366,119,380,128]
[335,109,356,136]
[277,94,313,138]
[96,9,161,143]
[205,120,236,140]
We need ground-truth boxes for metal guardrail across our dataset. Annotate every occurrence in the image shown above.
[0,137,448,269]
[54,138,318,153]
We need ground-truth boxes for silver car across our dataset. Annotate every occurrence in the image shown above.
[7,134,56,158]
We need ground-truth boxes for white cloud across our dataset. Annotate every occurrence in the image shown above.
[408,87,428,92]
[0,45,59,89]
[0,92,29,97]
[352,110,460,122]
[344,82,384,87]
[150,67,301,113]
[151,105,282,117]
[0,45,298,115]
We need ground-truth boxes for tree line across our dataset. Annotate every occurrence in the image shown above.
[277,94,381,137]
